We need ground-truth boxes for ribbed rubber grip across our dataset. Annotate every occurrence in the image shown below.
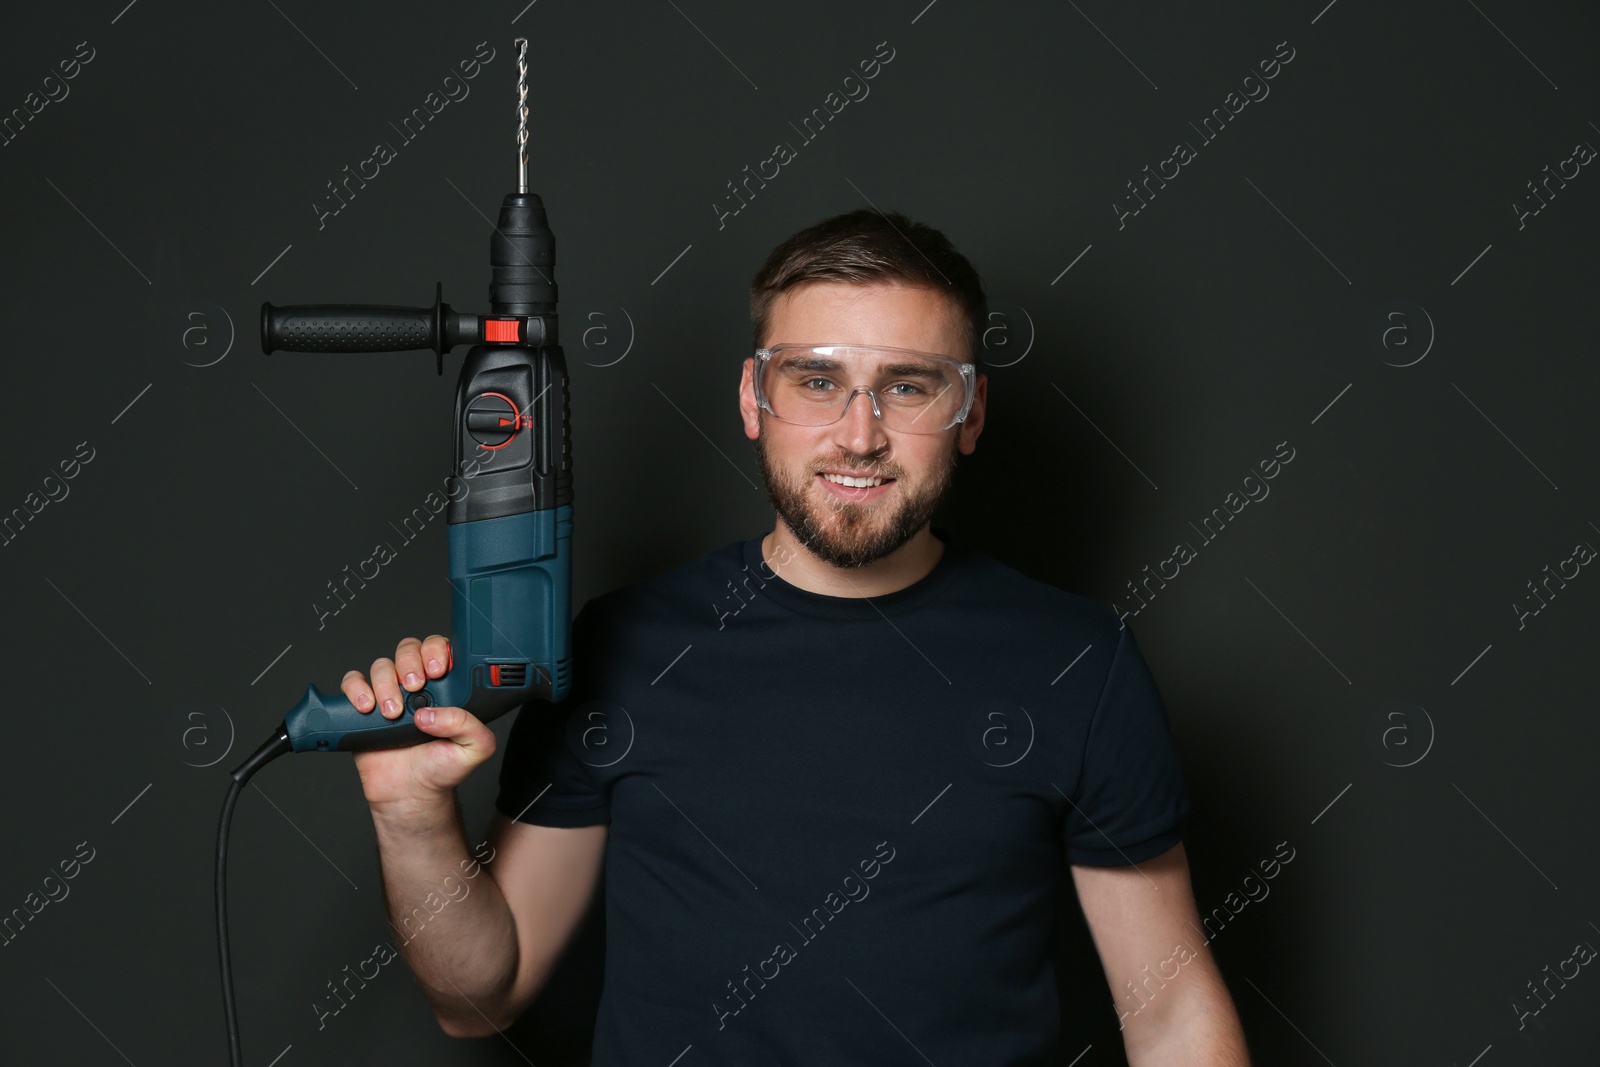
[262,304,432,353]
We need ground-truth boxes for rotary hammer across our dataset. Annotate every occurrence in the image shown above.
[215,37,574,1066]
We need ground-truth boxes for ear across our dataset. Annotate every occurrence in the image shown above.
[957,371,987,455]
[739,357,762,441]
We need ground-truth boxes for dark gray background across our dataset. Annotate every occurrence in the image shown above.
[2,0,1596,1064]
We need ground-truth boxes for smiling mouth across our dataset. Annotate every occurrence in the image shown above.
[819,472,895,488]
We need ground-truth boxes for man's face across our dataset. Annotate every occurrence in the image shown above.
[739,280,987,568]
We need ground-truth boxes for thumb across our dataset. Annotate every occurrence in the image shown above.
[415,704,493,752]
[411,705,496,782]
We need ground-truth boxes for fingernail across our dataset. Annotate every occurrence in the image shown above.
[405,672,420,688]
[427,658,441,673]
[418,707,435,726]
[384,699,398,715]
[355,692,369,708]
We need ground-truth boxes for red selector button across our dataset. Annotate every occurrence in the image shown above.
[484,319,520,343]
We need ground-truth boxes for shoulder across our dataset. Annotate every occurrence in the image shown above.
[948,539,1123,640]
[575,537,746,633]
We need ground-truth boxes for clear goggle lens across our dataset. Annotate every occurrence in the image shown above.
[758,345,970,434]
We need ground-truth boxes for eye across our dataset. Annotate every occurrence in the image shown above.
[800,376,836,392]
[885,382,924,397]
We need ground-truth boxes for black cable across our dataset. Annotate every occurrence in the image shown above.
[216,725,294,1067]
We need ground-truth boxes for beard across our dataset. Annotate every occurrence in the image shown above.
[753,411,961,569]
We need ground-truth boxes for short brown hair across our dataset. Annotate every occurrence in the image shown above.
[749,209,987,362]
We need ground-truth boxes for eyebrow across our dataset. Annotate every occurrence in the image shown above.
[774,355,946,379]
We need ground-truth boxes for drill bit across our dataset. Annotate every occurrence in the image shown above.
[514,37,529,194]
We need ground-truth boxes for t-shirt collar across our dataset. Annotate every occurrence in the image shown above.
[738,524,968,620]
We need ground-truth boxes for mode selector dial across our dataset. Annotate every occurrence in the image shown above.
[466,391,528,449]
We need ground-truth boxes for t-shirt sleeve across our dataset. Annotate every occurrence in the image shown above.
[1062,620,1191,866]
[493,600,612,828]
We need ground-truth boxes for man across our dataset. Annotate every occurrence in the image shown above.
[343,209,1252,1064]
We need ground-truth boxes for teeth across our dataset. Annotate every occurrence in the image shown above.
[823,473,886,488]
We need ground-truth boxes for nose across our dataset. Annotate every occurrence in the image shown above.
[831,387,891,456]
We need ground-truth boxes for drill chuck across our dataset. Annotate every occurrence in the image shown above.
[491,192,558,323]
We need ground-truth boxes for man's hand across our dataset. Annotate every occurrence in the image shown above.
[339,634,498,821]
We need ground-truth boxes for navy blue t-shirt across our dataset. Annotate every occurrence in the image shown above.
[494,525,1190,1065]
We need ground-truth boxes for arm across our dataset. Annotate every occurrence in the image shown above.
[1070,842,1250,1066]
[345,633,609,1038]
[370,799,608,1037]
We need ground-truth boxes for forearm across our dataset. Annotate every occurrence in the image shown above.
[370,793,518,1033]
[1124,973,1251,1067]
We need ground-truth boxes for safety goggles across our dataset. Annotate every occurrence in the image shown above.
[753,343,976,434]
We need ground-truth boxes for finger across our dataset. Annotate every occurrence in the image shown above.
[421,634,452,678]
[340,670,376,714]
[414,705,496,757]
[370,657,403,719]
[394,636,426,691]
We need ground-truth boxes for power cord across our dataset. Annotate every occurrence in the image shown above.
[215,726,294,1067]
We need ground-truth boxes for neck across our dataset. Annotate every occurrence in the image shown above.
[761,522,945,598]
